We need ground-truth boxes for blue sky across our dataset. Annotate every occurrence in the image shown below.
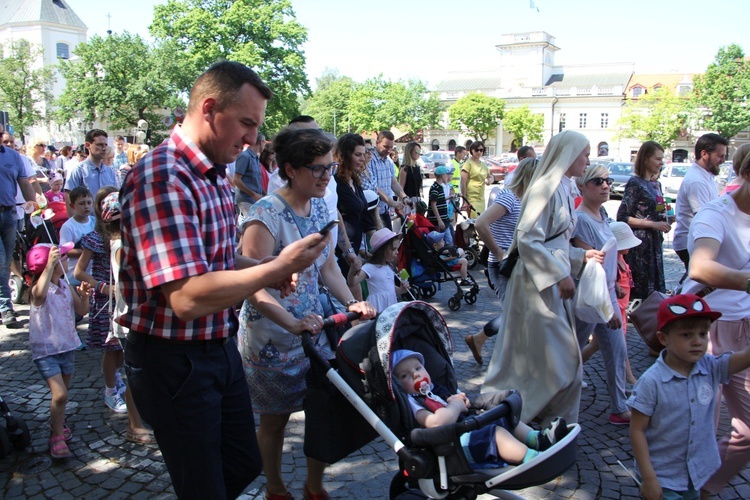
[66,0,750,88]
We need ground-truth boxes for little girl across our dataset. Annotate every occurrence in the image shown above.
[74,186,126,413]
[348,228,409,313]
[28,243,91,458]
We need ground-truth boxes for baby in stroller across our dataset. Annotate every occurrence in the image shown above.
[392,349,569,468]
[424,231,471,286]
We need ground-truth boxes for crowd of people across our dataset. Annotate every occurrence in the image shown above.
[1,59,750,500]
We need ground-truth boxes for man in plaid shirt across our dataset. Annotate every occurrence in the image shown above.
[119,61,329,499]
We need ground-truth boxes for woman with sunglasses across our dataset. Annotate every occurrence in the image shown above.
[483,130,604,426]
[616,141,671,300]
[571,164,632,426]
[237,128,376,500]
[460,141,491,217]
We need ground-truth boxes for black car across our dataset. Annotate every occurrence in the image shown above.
[606,162,634,198]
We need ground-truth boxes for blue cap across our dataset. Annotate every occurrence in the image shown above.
[425,231,444,246]
[391,349,424,374]
[434,165,451,176]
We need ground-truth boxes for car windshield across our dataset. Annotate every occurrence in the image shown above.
[669,165,689,177]
[608,163,634,176]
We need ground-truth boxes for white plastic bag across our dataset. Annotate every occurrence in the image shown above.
[574,258,613,324]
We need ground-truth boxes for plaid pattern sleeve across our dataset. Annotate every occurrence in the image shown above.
[117,126,236,340]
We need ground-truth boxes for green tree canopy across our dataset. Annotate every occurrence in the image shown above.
[302,73,442,136]
[693,44,750,139]
[56,32,185,145]
[502,106,544,147]
[614,87,693,147]
[150,0,310,133]
[448,92,505,142]
[0,40,55,143]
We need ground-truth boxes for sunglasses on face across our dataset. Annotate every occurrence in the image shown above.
[589,177,614,187]
[301,161,339,178]
[474,148,484,153]
[365,148,374,153]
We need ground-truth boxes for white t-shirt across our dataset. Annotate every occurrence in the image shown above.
[674,163,719,251]
[15,156,37,220]
[59,216,95,279]
[684,194,750,320]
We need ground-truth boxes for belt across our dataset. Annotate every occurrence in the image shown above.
[127,330,230,347]
[0,206,14,212]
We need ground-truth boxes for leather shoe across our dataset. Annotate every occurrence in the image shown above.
[465,334,483,365]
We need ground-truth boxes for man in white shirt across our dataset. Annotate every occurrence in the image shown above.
[673,133,728,274]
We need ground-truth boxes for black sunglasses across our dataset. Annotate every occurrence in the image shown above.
[474,148,485,153]
[301,162,338,178]
[589,177,614,187]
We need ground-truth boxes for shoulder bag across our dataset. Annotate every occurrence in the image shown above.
[498,227,568,278]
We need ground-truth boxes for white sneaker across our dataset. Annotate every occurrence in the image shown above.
[581,380,589,389]
[104,391,127,413]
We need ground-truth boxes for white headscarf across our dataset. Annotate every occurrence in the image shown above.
[511,130,589,247]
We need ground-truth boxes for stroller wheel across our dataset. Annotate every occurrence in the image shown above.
[7,416,30,451]
[422,284,437,298]
[448,296,461,311]
[9,275,24,304]
[465,247,479,270]
[0,425,11,458]
[464,293,477,305]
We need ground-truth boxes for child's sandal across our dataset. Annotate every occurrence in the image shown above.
[49,420,72,441]
[50,434,72,459]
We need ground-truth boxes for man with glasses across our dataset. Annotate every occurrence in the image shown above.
[64,129,117,204]
[366,130,409,230]
[0,127,36,327]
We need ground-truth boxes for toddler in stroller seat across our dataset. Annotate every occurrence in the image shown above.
[392,349,569,469]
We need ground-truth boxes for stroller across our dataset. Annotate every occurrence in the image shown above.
[398,213,479,311]
[305,302,580,499]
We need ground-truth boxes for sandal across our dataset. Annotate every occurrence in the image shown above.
[264,491,294,500]
[49,420,72,441]
[50,434,72,459]
[125,429,157,444]
[302,484,330,500]
[465,335,483,366]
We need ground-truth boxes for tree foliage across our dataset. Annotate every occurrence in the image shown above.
[0,40,55,143]
[693,44,750,139]
[502,106,544,146]
[150,0,310,133]
[302,72,442,135]
[448,93,505,142]
[614,87,693,147]
[56,33,185,144]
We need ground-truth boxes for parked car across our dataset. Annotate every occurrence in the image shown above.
[420,151,453,178]
[606,162,635,198]
[485,157,506,183]
[660,163,690,200]
[716,162,736,194]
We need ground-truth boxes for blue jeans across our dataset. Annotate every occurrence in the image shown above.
[576,318,628,414]
[0,210,17,313]
[124,333,262,499]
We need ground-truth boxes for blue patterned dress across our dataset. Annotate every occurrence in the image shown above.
[237,195,332,414]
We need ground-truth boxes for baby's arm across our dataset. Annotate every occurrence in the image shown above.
[630,409,661,500]
[416,395,468,428]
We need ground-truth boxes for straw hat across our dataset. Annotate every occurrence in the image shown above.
[609,221,642,250]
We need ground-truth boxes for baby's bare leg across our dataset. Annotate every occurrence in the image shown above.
[494,426,528,464]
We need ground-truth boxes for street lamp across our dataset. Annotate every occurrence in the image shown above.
[134,119,148,144]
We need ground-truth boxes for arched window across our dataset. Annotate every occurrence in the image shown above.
[56,42,70,60]
[448,139,456,151]
[431,139,440,151]
[597,142,609,157]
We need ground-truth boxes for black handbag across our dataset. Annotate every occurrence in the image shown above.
[498,227,568,278]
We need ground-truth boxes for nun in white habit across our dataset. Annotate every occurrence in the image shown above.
[482,130,604,426]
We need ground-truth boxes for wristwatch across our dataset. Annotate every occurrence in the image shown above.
[343,247,355,255]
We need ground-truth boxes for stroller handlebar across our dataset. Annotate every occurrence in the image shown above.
[322,310,361,329]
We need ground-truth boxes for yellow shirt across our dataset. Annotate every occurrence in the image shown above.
[462,158,489,215]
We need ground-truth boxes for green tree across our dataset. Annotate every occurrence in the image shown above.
[0,40,55,143]
[614,87,693,147]
[150,0,310,133]
[502,106,544,146]
[448,92,505,142]
[56,33,185,145]
[693,44,750,139]
[303,74,442,136]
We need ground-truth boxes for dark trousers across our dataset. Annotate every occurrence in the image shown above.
[379,211,393,230]
[124,333,261,500]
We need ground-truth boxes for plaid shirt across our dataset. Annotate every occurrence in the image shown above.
[367,153,395,214]
[117,126,236,340]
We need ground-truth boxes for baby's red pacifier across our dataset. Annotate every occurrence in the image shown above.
[414,378,431,394]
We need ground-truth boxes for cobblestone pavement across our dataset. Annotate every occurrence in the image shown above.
[1,213,749,499]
